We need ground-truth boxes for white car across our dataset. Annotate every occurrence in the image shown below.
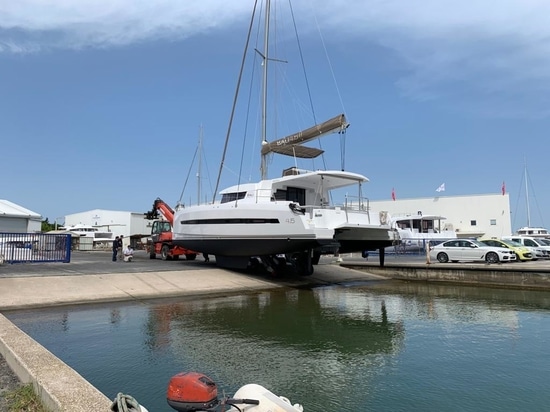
[0,240,37,262]
[429,239,516,264]
[502,236,550,260]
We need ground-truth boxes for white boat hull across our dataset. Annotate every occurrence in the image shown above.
[230,384,303,412]
[173,201,396,257]
[172,201,335,257]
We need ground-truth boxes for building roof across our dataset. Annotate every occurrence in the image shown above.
[0,199,42,219]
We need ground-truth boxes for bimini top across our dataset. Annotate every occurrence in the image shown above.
[260,114,349,159]
[220,169,369,196]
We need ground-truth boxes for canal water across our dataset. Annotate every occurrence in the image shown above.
[5,281,550,411]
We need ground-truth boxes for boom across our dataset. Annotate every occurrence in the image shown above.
[145,198,175,224]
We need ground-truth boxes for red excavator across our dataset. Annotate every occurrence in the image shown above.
[144,198,197,261]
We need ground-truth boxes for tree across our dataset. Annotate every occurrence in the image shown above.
[41,218,56,232]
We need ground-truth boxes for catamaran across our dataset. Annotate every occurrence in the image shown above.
[172,0,397,274]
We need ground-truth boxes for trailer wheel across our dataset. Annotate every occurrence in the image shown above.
[161,245,171,261]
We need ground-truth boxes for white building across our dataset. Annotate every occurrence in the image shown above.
[0,199,42,233]
[371,193,511,239]
[64,209,153,242]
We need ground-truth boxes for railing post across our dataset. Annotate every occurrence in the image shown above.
[64,234,72,263]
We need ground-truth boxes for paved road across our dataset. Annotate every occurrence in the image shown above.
[0,250,213,278]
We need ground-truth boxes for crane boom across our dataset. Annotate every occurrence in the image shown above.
[144,198,197,261]
[145,198,175,224]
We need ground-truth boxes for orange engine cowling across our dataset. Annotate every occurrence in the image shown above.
[167,372,219,412]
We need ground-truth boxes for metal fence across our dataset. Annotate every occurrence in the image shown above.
[0,233,71,264]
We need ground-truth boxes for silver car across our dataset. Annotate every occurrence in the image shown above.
[429,239,516,264]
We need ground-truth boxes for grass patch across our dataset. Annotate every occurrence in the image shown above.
[4,384,48,412]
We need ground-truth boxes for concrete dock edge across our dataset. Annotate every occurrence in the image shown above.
[0,313,112,411]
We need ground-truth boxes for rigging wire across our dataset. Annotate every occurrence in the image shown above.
[215,0,350,193]
[175,126,215,206]
[241,1,264,186]
[287,0,324,172]
[309,0,349,171]
[178,144,199,205]
[212,0,259,203]
[202,143,214,204]
[512,165,546,230]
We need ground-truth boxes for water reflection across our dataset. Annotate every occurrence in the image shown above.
[145,289,405,355]
[137,289,406,410]
[6,283,550,412]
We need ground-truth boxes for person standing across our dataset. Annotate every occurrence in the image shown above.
[118,235,124,261]
[112,236,120,261]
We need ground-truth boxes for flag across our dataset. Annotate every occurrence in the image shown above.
[502,181,506,195]
[436,183,445,192]
[391,188,396,201]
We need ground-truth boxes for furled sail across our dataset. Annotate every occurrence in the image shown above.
[261,114,349,158]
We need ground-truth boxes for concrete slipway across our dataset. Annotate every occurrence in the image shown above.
[2,251,550,411]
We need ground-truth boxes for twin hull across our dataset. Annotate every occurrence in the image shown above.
[172,201,395,257]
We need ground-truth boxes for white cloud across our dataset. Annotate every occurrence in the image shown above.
[0,0,252,51]
[320,0,550,116]
[2,0,550,116]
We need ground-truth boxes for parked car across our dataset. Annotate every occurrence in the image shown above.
[478,238,533,261]
[429,239,516,264]
[0,240,37,262]
[501,236,550,260]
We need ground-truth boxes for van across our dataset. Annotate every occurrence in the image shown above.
[501,236,550,260]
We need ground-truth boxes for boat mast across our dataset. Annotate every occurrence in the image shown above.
[197,124,203,205]
[260,0,271,180]
[524,161,531,227]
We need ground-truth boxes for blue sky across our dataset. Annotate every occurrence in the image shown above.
[2,0,549,231]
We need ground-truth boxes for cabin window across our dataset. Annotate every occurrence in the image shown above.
[421,220,434,232]
[274,189,287,201]
[490,219,497,226]
[152,221,171,234]
[221,191,247,204]
[470,220,477,226]
[286,187,306,205]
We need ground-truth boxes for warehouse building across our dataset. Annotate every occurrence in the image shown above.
[63,209,153,249]
[370,193,512,239]
[0,199,42,233]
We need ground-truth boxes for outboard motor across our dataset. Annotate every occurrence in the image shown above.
[167,371,302,412]
[167,372,219,412]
